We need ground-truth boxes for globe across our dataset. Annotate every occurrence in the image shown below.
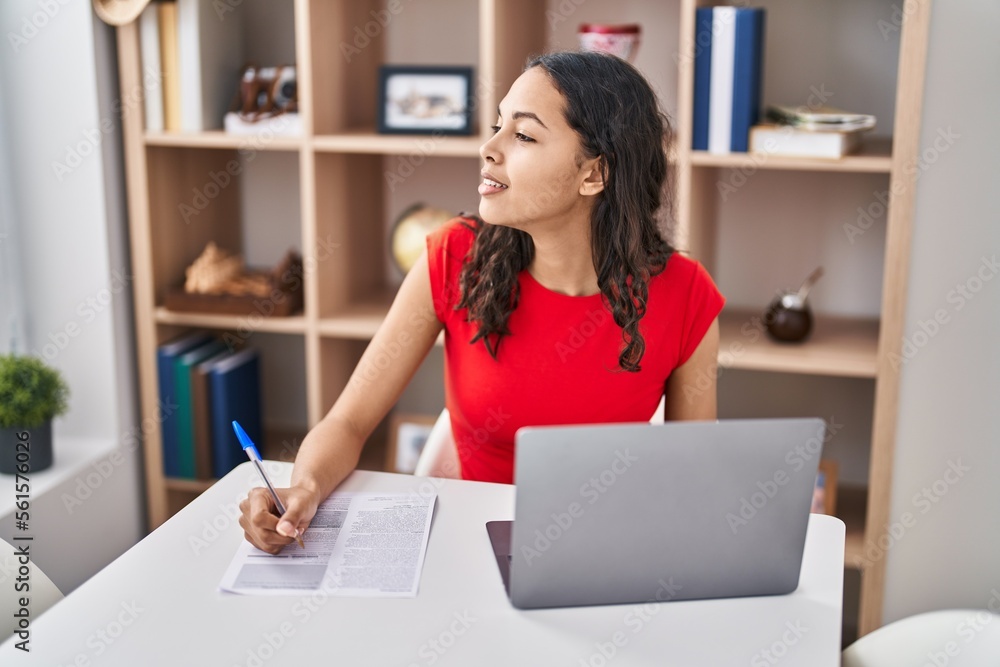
[390,204,453,273]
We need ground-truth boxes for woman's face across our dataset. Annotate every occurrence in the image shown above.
[478,67,603,230]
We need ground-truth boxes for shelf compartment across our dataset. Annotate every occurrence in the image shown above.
[313,152,386,318]
[163,427,308,494]
[308,0,483,136]
[313,131,484,157]
[146,146,303,309]
[317,290,393,339]
[691,137,892,173]
[317,290,444,347]
[144,131,302,151]
[718,309,879,378]
[154,307,307,334]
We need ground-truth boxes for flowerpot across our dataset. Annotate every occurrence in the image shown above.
[0,421,54,474]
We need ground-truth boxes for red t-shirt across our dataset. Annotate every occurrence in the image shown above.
[426,217,725,484]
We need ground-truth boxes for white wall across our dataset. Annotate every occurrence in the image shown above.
[0,0,144,593]
[881,0,1000,623]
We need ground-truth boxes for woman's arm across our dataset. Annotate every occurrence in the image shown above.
[662,318,720,421]
[239,250,444,553]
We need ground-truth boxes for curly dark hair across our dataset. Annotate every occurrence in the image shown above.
[456,51,675,372]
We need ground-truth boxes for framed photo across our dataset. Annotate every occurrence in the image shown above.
[378,65,474,135]
[386,413,439,474]
[811,459,839,515]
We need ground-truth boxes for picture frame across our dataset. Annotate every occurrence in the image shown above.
[377,65,474,136]
[385,413,439,474]
[811,459,839,515]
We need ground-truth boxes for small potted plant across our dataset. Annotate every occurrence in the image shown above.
[0,354,69,474]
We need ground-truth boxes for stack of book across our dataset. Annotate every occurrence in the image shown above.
[157,332,263,480]
[138,0,245,133]
[692,6,766,154]
[749,105,877,159]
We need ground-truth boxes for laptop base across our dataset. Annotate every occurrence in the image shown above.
[485,520,513,596]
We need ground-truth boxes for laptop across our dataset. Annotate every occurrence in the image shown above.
[486,418,825,609]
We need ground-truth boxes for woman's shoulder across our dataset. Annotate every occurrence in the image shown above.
[426,215,479,262]
[649,251,721,303]
[426,216,479,318]
[654,250,702,285]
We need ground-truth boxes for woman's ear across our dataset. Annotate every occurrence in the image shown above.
[579,156,606,197]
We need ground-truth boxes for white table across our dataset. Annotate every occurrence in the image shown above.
[0,462,845,666]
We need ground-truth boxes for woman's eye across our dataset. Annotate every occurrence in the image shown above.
[490,125,533,142]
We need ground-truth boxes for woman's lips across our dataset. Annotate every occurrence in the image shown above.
[479,175,508,196]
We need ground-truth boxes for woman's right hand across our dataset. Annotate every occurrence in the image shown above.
[238,485,320,554]
[235,248,442,555]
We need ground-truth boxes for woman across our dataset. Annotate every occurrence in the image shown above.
[240,51,724,554]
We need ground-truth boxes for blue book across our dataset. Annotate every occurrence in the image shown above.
[209,348,263,479]
[730,8,766,152]
[156,332,212,477]
[692,7,714,151]
[174,339,227,478]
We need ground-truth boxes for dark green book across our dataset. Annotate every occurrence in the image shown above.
[173,339,226,478]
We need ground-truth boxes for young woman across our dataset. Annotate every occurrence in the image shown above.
[239,51,724,554]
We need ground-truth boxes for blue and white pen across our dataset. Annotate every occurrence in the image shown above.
[232,420,305,548]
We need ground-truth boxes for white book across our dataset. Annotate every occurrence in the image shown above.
[178,0,245,132]
[749,124,862,159]
[708,7,737,155]
[139,4,163,132]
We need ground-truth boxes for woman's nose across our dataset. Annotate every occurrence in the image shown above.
[479,133,501,164]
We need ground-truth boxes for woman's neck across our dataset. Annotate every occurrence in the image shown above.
[525,214,599,297]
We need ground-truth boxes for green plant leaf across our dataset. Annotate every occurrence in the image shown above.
[0,355,70,428]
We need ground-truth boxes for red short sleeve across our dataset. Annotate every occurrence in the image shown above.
[677,259,725,365]
[425,217,476,323]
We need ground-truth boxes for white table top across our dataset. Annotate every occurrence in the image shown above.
[1,462,845,666]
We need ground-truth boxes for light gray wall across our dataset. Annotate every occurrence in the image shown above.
[0,69,27,354]
[0,0,144,593]
[2,1,118,437]
[881,0,1000,623]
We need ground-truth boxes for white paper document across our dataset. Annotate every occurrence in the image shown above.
[219,491,437,597]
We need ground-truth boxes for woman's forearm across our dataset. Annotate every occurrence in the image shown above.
[289,415,366,501]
